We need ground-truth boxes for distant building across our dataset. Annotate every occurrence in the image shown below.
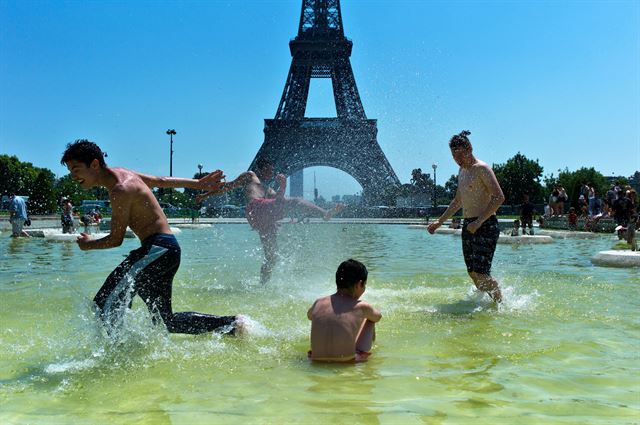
[342,194,362,205]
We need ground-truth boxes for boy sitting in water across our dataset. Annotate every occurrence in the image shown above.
[307,259,382,363]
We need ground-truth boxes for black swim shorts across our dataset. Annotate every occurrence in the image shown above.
[461,215,500,275]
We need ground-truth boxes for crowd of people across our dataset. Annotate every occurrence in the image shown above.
[539,181,637,247]
[543,182,636,225]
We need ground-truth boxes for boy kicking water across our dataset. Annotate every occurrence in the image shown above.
[196,158,342,285]
[307,259,382,363]
[62,140,244,335]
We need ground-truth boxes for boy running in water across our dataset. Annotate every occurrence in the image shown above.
[197,158,342,285]
[62,139,244,335]
[427,131,505,302]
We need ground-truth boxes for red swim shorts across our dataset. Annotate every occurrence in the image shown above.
[246,197,286,234]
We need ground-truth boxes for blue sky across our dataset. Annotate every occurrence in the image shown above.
[1,0,638,199]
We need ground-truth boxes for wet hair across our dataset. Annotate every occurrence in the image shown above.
[61,139,106,167]
[335,259,368,289]
[255,157,272,171]
[449,130,472,150]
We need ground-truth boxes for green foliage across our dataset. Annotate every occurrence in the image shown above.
[410,168,435,193]
[0,155,38,196]
[493,153,544,205]
[443,174,458,200]
[544,167,609,210]
[53,174,94,206]
[30,170,57,214]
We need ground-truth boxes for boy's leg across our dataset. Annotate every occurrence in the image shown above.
[136,245,238,334]
[462,217,501,302]
[93,248,145,333]
[283,198,343,220]
[469,272,502,303]
[259,231,278,285]
[355,320,376,353]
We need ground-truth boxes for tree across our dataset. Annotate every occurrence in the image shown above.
[443,174,458,201]
[54,174,93,207]
[0,155,38,196]
[29,169,57,214]
[493,153,544,205]
[410,168,433,193]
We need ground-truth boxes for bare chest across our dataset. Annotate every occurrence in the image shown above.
[459,170,480,194]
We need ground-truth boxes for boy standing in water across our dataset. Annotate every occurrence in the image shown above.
[197,158,342,285]
[427,131,505,302]
[61,139,244,335]
[307,259,382,362]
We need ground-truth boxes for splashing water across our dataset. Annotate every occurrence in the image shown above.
[1,224,638,423]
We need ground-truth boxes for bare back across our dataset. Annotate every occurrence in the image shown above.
[308,295,369,361]
[109,168,171,241]
[457,160,501,218]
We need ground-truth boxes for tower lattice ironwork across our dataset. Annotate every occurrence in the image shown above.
[249,0,400,203]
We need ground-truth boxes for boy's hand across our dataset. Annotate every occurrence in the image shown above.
[466,219,481,234]
[76,232,92,250]
[427,220,442,234]
[275,174,286,187]
[197,170,226,191]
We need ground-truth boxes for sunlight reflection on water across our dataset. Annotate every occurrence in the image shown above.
[1,224,638,424]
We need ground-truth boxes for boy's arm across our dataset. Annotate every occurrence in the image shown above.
[275,174,287,198]
[76,186,130,250]
[196,171,255,203]
[427,191,462,233]
[137,170,225,191]
[474,165,505,224]
[360,302,382,323]
[307,300,317,320]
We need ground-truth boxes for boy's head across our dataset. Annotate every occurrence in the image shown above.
[336,259,368,290]
[255,157,274,180]
[61,139,106,168]
[569,207,575,213]
[513,219,520,227]
[448,130,473,166]
[61,140,107,189]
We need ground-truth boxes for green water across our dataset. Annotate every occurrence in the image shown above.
[1,224,639,424]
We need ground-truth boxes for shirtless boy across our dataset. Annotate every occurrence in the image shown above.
[197,158,342,284]
[62,140,243,335]
[307,259,382,362]
[427,131,505,302]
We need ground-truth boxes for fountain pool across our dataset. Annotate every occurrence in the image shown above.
[1,224,638,424]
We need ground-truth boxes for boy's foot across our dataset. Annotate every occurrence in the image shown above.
[488,288,502,303]
[231,315,249,337]
[324,203,344,221]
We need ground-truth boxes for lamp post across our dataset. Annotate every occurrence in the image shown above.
[166,129,176,177]
[432,163,438,213]
[198,163,203,177]
[166,129,176,204]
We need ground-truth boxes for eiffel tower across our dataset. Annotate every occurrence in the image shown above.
[249,0,400,203]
